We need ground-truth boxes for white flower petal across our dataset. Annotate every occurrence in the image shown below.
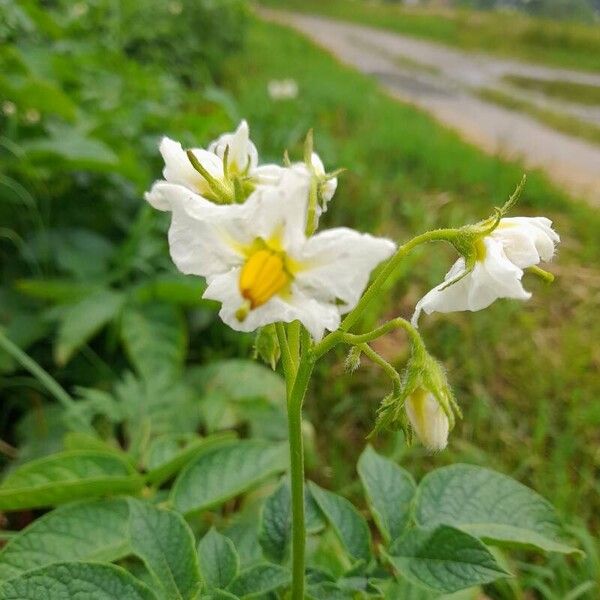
[493,217,559,268]
[203,270,340,341]
[405,391,449,451]
[160,137,222,196]
[144,181,216,215]
[240,169,310,252]
[167,203,248,278]
[208,120,258,173]
[253,163,286,186]
[412,238,529,325]
[294,228,396,313]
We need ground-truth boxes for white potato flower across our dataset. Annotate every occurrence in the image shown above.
[145,120,283,213]
[412,217,559,325]
[267,78,299,101]
[405,388,449,452]
[164,169,395,341]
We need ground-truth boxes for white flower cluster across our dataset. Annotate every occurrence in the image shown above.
[146,121,560,452]
[145,121,396,341]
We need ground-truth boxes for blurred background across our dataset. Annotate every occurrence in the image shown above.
[1,1,599,597]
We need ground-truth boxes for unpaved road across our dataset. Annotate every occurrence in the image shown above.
[260,10,600,206]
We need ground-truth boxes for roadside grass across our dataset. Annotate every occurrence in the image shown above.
[224,16,600,596]
[258,0,600,73]
[504,74,600,106]
[478,87,600,146]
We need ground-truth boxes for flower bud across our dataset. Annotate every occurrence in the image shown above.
[405,388,449,451]
[253,324,281,371]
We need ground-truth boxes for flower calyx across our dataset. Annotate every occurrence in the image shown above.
[372,346,461,451]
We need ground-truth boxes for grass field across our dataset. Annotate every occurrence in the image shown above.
[258,0,600,73]
[478,87,600,146]
[504,74,600,105]
[222,15,600,596]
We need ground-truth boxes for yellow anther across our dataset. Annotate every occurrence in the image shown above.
[239,249,290,310]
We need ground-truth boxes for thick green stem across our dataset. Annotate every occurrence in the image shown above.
[286,340,314,600]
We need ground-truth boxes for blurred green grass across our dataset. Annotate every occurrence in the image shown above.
[477,87,600,146]
[504,74,600,105]
[224,15,600,595]
[258,0,600,73]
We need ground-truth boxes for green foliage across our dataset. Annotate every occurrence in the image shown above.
[357,445,416,544]
[0,450,142,510]
[171,440,288,515]
[198,528,240,590]
[0,499,130,581]
[386,525,509,593]
[309,482,372,564]
[415,464,579,554]
[0,562,157,600]
[128,500,201,600]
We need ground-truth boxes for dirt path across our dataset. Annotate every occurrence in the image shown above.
[260,9,600,206]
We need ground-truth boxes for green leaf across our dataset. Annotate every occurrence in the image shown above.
[171,440,287,515]
[121,303,187,381]
[16,279,99,303]
[259,480,291,563]
[415,464,579,554]
[307,582,355,600]
[189,360,285,405]
[227,563,290,598]
[0,499,129,581]
[145,432,236,486]
[0,562,157,599]
[54,290,125,365]
[0,450,143,511]
[199,591,239,600]
[22,125,119,171]
[357,445,416,544]
[308,482,372,563]
[129,500,201,600]
[198,528,239,590]
[259,479,325,563]
[386,525,509,593]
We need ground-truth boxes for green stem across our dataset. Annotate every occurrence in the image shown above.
[341,316,423,350]
[275,322,294,380]
[0,329,76,411]
[358,343,401,393]
[312,228,458,359]
[286,337,314,600]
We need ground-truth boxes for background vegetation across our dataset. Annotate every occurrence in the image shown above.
[1,0,598,597]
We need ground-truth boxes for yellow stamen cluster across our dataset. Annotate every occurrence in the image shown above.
[238,249,290,318]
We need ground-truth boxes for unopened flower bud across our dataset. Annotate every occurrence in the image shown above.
[405,388,449,451]
[344,346,361,374]
[253,324,281,371]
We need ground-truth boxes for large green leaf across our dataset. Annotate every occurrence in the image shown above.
[129,500,201,600]
[415,464,578,554]
[189,360,285,405]
[227,563,290,598]
[357,445,416,544]
[0,562,157,599]
[0,499,129,581]
[171,441,287,515]
[308,482,372,563]
[198,528,239,590]
[0,450,143,510]
[54,290,125,365]
[145,432,236,486]
[120,303,187,381]
[387,525,509,593]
